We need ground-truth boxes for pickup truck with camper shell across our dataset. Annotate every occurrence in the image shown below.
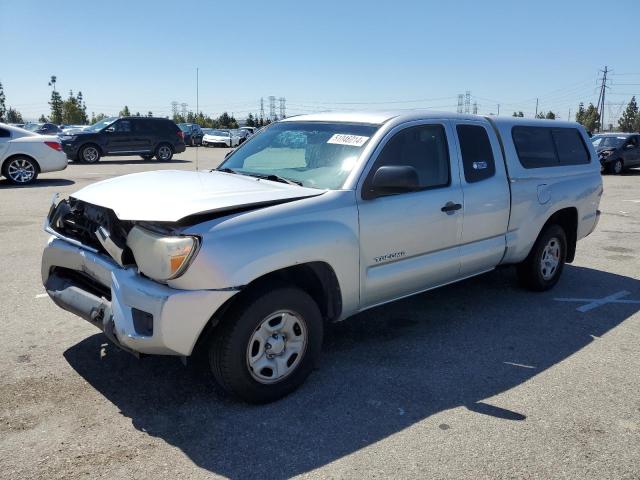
[41,111,602,403]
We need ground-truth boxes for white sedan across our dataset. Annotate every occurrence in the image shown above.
[0,123,67,185]
[202,129,241,148]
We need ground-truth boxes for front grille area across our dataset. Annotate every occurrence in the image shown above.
[49,198,134,261]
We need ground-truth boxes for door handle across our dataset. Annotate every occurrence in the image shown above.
[441,201,462,213]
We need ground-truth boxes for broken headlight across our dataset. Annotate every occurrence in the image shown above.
[126,225,199,282]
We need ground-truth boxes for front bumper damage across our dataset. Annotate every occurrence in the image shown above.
[42,236,238,356]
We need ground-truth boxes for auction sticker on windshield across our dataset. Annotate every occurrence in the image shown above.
[327,134,370,147]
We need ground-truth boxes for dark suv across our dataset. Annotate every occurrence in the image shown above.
[60,117,186,163]
[592,133,640,174]
[178,123,204,146]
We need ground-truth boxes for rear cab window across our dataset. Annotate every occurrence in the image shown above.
[456,124,496,182]
[512,126,590,168]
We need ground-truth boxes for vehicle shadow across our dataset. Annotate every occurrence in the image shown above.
[64,265,640,479]
[68,159,191,166]
[0,178,75,188]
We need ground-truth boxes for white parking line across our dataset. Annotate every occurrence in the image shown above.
[623,200,640,203]
[554,290,640,312]
[35,293,48,299]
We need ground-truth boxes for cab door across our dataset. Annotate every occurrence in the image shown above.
[451,121,510,276]
[103,119,135,153]
[357,121,463,308]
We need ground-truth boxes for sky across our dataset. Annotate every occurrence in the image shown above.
[1,0,639,124]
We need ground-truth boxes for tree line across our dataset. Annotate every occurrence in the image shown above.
[0,75,268,129]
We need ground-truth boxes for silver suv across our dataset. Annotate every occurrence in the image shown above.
[42,111,602,403]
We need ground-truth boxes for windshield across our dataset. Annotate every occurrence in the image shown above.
[209,130,229,136]
[85,117,117,132]
[591,135,626,148]
[219,121,379,189]
[23,123,42,131]
[178,124,191,132]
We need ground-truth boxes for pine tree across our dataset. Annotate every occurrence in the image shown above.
[575,102,585,124]
[6,107,23,123]
[618,96,638,132]
[545,111,556,120]
[119,105,131,117]
[582,103,600,132]
[512,111,524,117]
[76,91,88,124]
[49,90,63,124]
[147,111,153,117]
[0,82,6,122]
[38,114,48,122]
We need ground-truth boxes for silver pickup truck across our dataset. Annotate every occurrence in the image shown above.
[42,111,602,403]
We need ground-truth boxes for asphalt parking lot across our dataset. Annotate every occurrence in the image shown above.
[0,148,639,479]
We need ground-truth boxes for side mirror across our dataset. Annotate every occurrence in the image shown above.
[105,126,115,133]
[625,143,635,150]
[365,165,419,199]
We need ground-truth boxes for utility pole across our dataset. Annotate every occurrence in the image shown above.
[472,101,478,115]
[181,102,187,119]
[259,97,265,123]
[268,96,276,121]
[535,98,539,117]
[464,91,471,114]
[596,66,609,132]
[171,101,178,119]
[279,97,286,119]
[497,104,500,117]
[457,94,464,114]
[196,67,199,119]
[568,108,571,121]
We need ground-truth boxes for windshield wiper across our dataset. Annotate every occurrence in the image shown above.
[215,167,237,174]
[238,172,303,186]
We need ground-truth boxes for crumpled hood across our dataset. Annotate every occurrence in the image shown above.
[71,170,324,222]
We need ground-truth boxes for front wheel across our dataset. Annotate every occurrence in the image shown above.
[155,143,173,161]
[2,156,39,185]
[607,158,623,175]
[209,285,323,403]
[516,224,567,291]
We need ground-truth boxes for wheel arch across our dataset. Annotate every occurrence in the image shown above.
[79,142,104,157]
[191,261,342,357]
[2,153,41,173]
[537,207,578,263]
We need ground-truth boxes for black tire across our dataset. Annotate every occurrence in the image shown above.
[190,137,195,147]
[155,143,173,161]
[209,284,323,403]
[79,144,101,164]
[2,156,39,185]
[140,155,153,161]
[516,224,567,291]
[607,158,623,175]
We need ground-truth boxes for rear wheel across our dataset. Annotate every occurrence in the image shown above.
[209,285,323,403]
[516,224,567,291]
[79,144,100,163]
[155,143,173,161]
[2,156,38,185]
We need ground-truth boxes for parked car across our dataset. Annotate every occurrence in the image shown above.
[42,111,601,403]
[59,116,186,163]
[591,132,640,174]
[23,122,62,135]
[202,129,240,147]
[239,126,257,135]
[60,124,89,135]
[178,123,204,146]
[232,129,251,144]
[0,123,67,185]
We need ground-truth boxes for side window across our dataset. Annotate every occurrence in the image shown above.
[0,128,10,138]
[551,128,589,165]
[370,124,450,190]
[456,124,496,183]
[512,127,557,168]
[113,120,132,133]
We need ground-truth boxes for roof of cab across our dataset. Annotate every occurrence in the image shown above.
[281,110,583,129]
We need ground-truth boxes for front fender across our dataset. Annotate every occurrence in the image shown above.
[170,191,361,316]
